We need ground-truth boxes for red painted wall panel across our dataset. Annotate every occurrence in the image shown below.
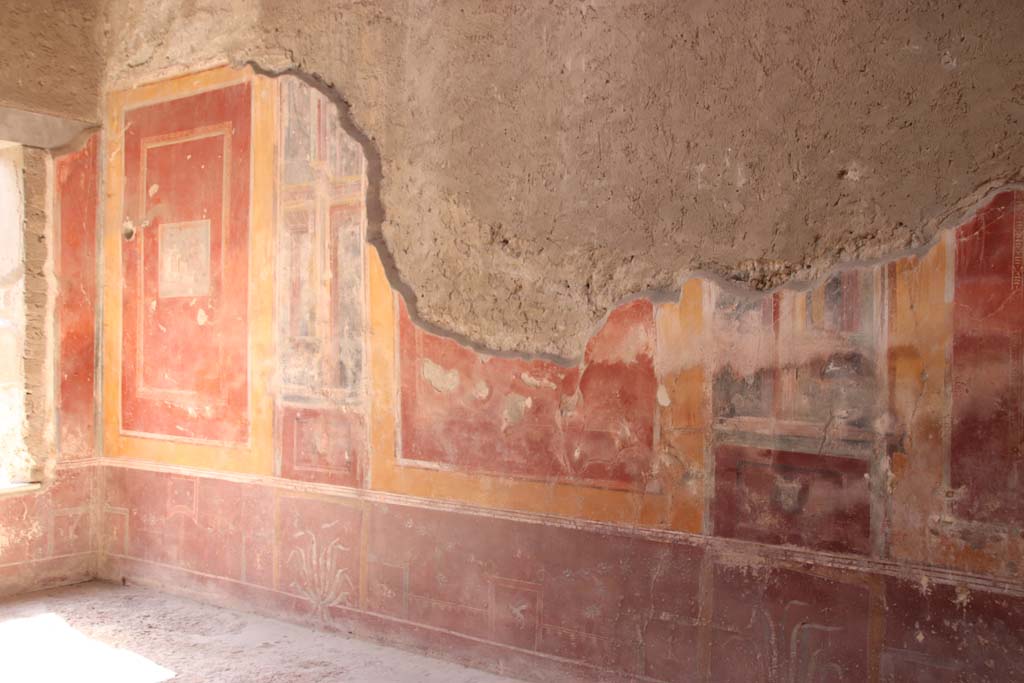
[97,466,1024,682]
[951,191,1024,524]
[56,134,99,460]
[121,82,251,444]
[713,444,871,554]
[0,467,94,578]
[710,565,870,682]
[882,576,1024,681]
[398,298,657,490]
[278,405,365,487]
[274,76,368,485]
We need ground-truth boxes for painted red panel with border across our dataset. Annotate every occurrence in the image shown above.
[276,495,363,615]
[951,190,1024,524]
[56,134,99,460]
[96,463,1024,682]
[121,82,251,444]
[364,499,704,676]
[713,444,871,554]
[278,404,365,487]
[0,467,94,567]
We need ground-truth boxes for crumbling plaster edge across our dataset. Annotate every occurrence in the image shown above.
[103,52,1024,366]
[243,58,1024,366]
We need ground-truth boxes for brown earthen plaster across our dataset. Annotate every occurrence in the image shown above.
[94,0,1024,359]
[2,0,104,123]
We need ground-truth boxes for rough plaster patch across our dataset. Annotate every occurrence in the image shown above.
[520,372,556,390]
[421,359,459,394]
[503,393,532,426]
[2,0,103,122]
[473,380,490,400]
[97,0,1024,361]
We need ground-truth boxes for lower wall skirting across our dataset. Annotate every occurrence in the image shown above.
[92,462,1024,682]
[0,461,97,598]
[0,554,94,599]
[1,459,1021,681]
[99,457,1024,598]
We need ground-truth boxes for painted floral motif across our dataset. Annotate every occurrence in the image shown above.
[286,523,356,620]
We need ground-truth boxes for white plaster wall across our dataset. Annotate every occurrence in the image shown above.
[0,145,30,483]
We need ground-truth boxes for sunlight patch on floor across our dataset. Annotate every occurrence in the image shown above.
[0,611,176,682]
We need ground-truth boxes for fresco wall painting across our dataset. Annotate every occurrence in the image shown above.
[951,191,1024,524]
[99,460,1024,682]
[0,64,1008,681]
[707,271,886,557]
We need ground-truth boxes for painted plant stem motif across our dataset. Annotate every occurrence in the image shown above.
[287,524,355,620]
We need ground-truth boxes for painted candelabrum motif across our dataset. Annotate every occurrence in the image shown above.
[286,523,356,620]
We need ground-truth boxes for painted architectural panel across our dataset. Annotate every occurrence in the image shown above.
[713,445,871,554]
[705,269,884,555]
[711,273,882,459]
[56,134,99,460]
[120,81,252,444]
[398,298,657,490]
[275,76,368,486]
[276,76,365,402]
[278,405,365,487]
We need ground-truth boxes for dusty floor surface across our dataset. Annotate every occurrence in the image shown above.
[0,581,524,683]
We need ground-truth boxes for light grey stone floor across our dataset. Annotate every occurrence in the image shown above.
[0,581,525,683]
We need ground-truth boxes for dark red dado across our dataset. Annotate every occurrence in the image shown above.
[94,465,1024,682]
